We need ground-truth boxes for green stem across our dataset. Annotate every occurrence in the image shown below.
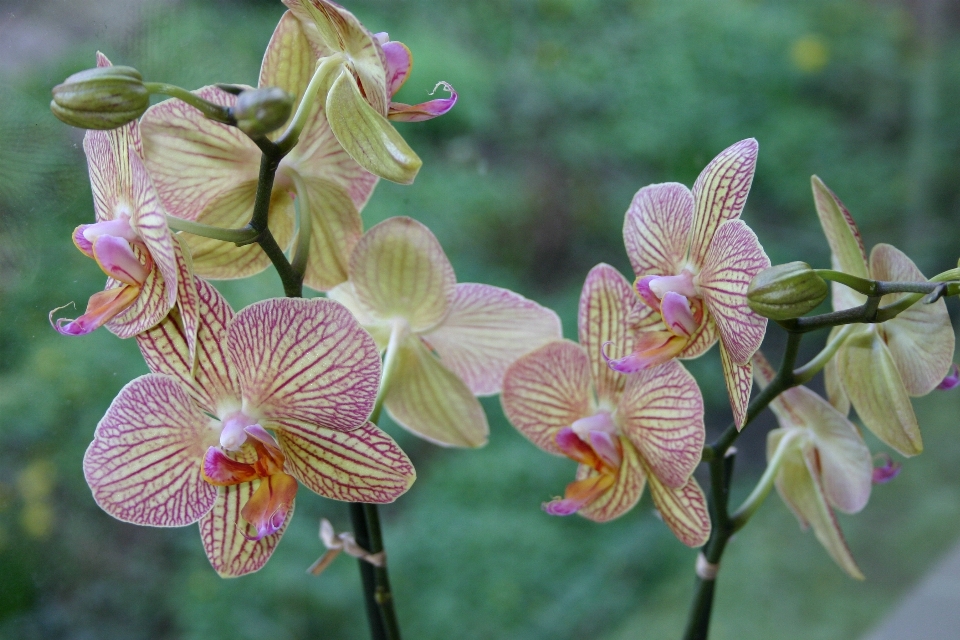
[287,170,313,282]
[276,54,344,154]
[793,324,855,385]
[165,215,258,244]
[729,430,799,531]
[144,82,235,124]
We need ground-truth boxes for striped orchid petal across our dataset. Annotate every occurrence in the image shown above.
[869,244,954,396]
[689,139,758,267]
[259,11,319,132]
[837,327,922,457]
[293,174,363,292]
[83,127,134,225]
[350,217,456,332]
[388,82,458,123]
[698,219,770,365]
[137,278,239,416]
[810,177,870,312]
[83,374,219,527]
[385,336,489,447]
[771,432,863,579]
[678,307,719,360]
[382,41,412,97]
[275,419,415,503]
[172,236,200,366]
[617,360,704,489]
[576,441,646,523]
[720,344,753,429]
[327,282,392,349]
[129,146,178,309]
[579,264,647,406]
[824,328,851,415]
[645,470,710,547]
[228,297,381,431]
[104,257,167,339]
[425,283,563,396]
[623,183,694,278]
[501,340,592,455]
[200,481,292,577]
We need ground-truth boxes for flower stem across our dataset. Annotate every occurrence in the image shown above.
[165,215,258,244]
[144,82,235,125]
[793,324,855,385]
[276,54,344,154]
[729,430,799,532]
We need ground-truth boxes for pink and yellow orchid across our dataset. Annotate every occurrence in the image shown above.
[84,279,414,576]
[501,264,710,546]
[813,177,955,456]
[609,139,771,427]
[754,352,872,579]
[330,217,561,448]
[282,0,457,183]
[52,54,199,356]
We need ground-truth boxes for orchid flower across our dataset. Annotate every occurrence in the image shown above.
[282,0,457,184]
[813,176,955,456]
[51,54,199,357]
[139,10,379,291]
[610,139,771,427]
[754,351,872,579]
[84,279,414,576]
[501,264,710,546]
[329,217,561,448]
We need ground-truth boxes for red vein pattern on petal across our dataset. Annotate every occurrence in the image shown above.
[811,176,869,281]
[105,259,168,338]
[260,11,316,124]
[689,138,758,267]
[720,344,752,429]
[83,374,218,527]
[426,283,563,396]
[83,124,135,223]
[199,481,291,577]
[678,308,719,360]
[646,470,711,547]
[276,420,414,503]
[579,264,644,407]
[617,360,704,489]
[298,176,363,292]
[137,278,239,415]
[577,440,646,523]
[130,146,178,311]
[229,298,381,430]
[173,237,200,366]
[623,182,694,278]
[698,220,770,365]
[501,340,592,455]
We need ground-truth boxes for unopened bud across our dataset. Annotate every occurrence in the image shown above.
[747,262,828,321]
[232,87,293,137]
[51,66,149,129]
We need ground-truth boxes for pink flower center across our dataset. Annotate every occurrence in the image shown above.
[543,422,624,516]
[219,411,258,451]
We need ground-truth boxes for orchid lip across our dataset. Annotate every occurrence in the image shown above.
[660,291,697,337]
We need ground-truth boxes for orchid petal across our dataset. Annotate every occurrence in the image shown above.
[869,244,954,396]
[720,343,753,429]
[617,360,705,488]
[645,470,711,548]
[294,174,363,292]
[137,278,239,416]
[382,41,412,97]
[424,283,562,396]
[349,217,456,332]
[579,264,649,406]
[556,427,602,467]
[385,336,489,447]
[388,82,458,122]
[327,282,392,349]
[259,11,317,132]
[83,374,218,527]
[172,237,200,367]
[141,86,260,222]
[103,258,167,338]
[129,146,178,308]
[837,328,922,456]
[199,481,291,577]
[275,420,415,503]
[810,177,870,312]
[83,125,135,224]
[698,219,770,365]
[576,441,646,523]
[678,308,719,360]
[326,69,422,184]
[229,297,381,430]
[824,327,851,415]
[240,472,298,540]
[92,236,147,285]
[501,340,591,455]
[623,183,694,278]
[689,139,758,267]
[54,284,139,336]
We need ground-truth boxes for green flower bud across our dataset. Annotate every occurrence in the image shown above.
[747,261,829,321]
[50,66,149,130]
[232,87,293,137]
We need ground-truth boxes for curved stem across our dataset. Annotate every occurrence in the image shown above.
[793,324,855,385]
[165,215,258,244]
[144,82,235,124]
[276,54,344,154]
[287,170,313,282]
[729,430,799,532]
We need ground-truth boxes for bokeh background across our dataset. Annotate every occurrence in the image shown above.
[2,0,960,638]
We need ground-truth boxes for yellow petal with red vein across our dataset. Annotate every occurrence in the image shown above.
[105,260,168,338]
[501,340,591,455]
[229,297,381,431]
[259,11,316,131]
[275,420,415,503]
[349,217,456,332]
[623,182,694,278]
[617,360,704,489]
[425,283,562,396]
[645,468,711,547]
[327,282,392,350]
[577,439,646,523]
[837,327,921,456]
[199,481,291,577]
[295,174,363,292]
[385,336,489,448]
[83,124,135,223]
[678,307,719,360]
[172,236,200,367]
[869,243,954,396]
[720,342,753,429]
[689,138,758,267]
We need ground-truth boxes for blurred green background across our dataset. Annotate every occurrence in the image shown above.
[1,0,960,638]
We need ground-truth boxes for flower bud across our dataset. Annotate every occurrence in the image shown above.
[232,87,293,137]
[50,66,149,129]
[747,262,829,321]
